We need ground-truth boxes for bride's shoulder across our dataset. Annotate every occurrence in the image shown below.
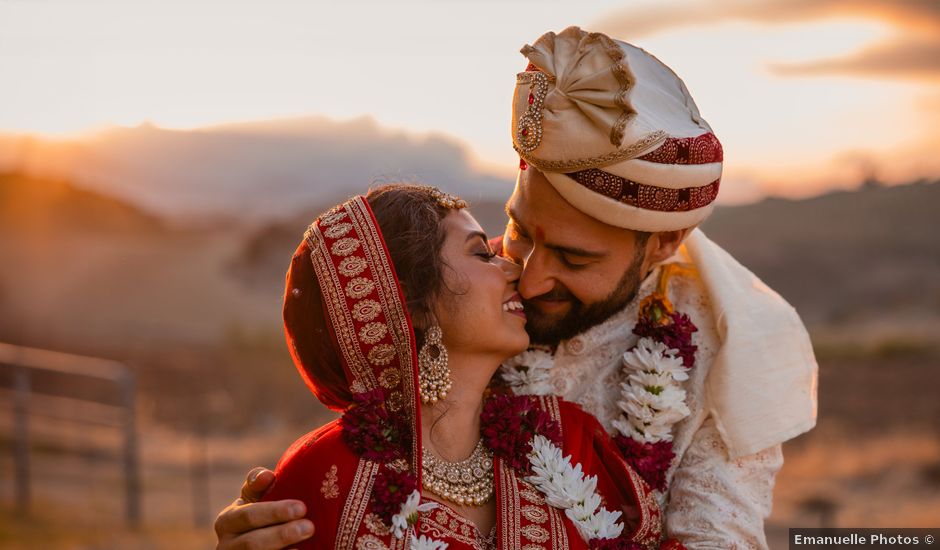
[274,418,352,471]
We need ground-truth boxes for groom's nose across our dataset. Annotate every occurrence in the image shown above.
[516,251,556,300]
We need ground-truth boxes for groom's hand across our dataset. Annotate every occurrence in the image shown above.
[214,467,314,550]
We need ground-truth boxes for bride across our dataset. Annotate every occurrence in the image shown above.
[262,184,679,549]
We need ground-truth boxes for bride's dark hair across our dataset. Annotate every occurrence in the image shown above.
[282,184,458,410]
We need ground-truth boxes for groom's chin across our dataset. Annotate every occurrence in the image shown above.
[523,309,571,347]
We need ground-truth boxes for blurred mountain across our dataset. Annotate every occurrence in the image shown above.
[0,172,277,353]
[700,179,940,332]
[0,116,513,224]
[2,172,937,358]
[233,179,940,340]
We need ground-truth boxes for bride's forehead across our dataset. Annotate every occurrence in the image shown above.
[441,209,484,236]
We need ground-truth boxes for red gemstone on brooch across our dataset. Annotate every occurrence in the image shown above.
[519,159,528,170]
[528,93,534,105]
[521,128,528,136]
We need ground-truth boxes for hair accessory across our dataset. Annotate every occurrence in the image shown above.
[427,188,468,210]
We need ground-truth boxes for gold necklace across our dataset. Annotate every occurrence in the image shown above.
[421,439,494,507]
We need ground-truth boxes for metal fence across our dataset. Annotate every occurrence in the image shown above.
[0,342,141,527]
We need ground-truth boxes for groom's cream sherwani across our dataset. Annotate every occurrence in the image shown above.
[544,231,815,550]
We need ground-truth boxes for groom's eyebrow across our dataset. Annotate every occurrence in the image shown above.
[506,207,605,259]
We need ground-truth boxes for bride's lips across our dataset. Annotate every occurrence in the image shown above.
[502,292,526,320]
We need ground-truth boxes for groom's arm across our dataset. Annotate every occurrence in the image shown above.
[664,416,783,550]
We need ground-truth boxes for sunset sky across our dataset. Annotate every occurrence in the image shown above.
[2,0,939,203]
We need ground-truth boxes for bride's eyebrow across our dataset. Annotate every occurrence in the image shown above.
[464,231,489,245]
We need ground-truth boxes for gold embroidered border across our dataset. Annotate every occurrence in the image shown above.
[498,459,521,549]
[623,460,663,547]
[516,130,667,173]
[421,503,492,548]
[347,199,420,474]
[335,459,380,550]
[308,225,378,391]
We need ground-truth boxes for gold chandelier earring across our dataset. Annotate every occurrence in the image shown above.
[418,325,451,403]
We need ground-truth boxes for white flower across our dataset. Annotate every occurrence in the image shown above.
[569,507,625,541]
[566,491,601,521]
[526,435,624,543]
[391,490,437,539]
[623,338,689,381]
[500,349,555,395]
[410,534,449,550]
[627,370,674,393]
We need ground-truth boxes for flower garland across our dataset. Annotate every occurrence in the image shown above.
[526,434,625,544]
[498,265,699,493]
[499,348,555,395]
[611,268,698,492]
[480,395,640,548]
[480,393,562,471]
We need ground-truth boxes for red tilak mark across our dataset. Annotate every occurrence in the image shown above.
[535,226,545,242]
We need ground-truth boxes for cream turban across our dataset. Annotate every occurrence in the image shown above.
[512,26,722,232]
[512,28,818,457]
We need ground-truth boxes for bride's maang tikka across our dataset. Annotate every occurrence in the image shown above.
[427,187,468,210]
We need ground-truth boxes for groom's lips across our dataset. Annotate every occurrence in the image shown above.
[528,296,571,315]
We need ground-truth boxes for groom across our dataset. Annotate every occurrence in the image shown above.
[215,27,817,549]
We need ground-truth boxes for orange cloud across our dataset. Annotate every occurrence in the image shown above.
[598,0,940,80]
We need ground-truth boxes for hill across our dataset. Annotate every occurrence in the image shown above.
[701,180,940,334]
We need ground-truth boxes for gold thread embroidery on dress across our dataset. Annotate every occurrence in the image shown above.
[386,391,404,412]
[348,199,419,473]
[377,367,401,389]
[355,534,389,550]
[368,344,396,366]
[335,460,380,550]
[499,460,522,549]
[352,299,382,323]
[521,524,549,543]
[364,513,392,536]
[346,277,375,300]
[325,222,354,239]
[521,504,548,524]
[358,322,388,345]
[320,211,348,226]
[423,500,495,549]
[321,464,340,499]
[339,256,368,277]
[332,237,361,257]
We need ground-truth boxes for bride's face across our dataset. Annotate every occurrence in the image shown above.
[430,209,529,362]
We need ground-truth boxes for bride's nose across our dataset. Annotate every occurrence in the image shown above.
[495,255,522,283]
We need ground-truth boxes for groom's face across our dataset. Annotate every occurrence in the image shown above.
[502,169,652,346]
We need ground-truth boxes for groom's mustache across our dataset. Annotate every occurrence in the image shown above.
[526,286,578,304]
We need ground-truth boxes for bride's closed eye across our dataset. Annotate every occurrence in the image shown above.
[475,248,497,261]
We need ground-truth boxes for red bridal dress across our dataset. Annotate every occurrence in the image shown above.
[263,195,683,550]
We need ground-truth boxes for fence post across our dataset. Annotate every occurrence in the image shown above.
[121,367,141,528]
[12,364,31,517]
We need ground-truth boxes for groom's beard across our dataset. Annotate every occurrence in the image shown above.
[523,249,646,346]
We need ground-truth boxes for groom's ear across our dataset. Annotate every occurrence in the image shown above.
[643,227,695,267]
